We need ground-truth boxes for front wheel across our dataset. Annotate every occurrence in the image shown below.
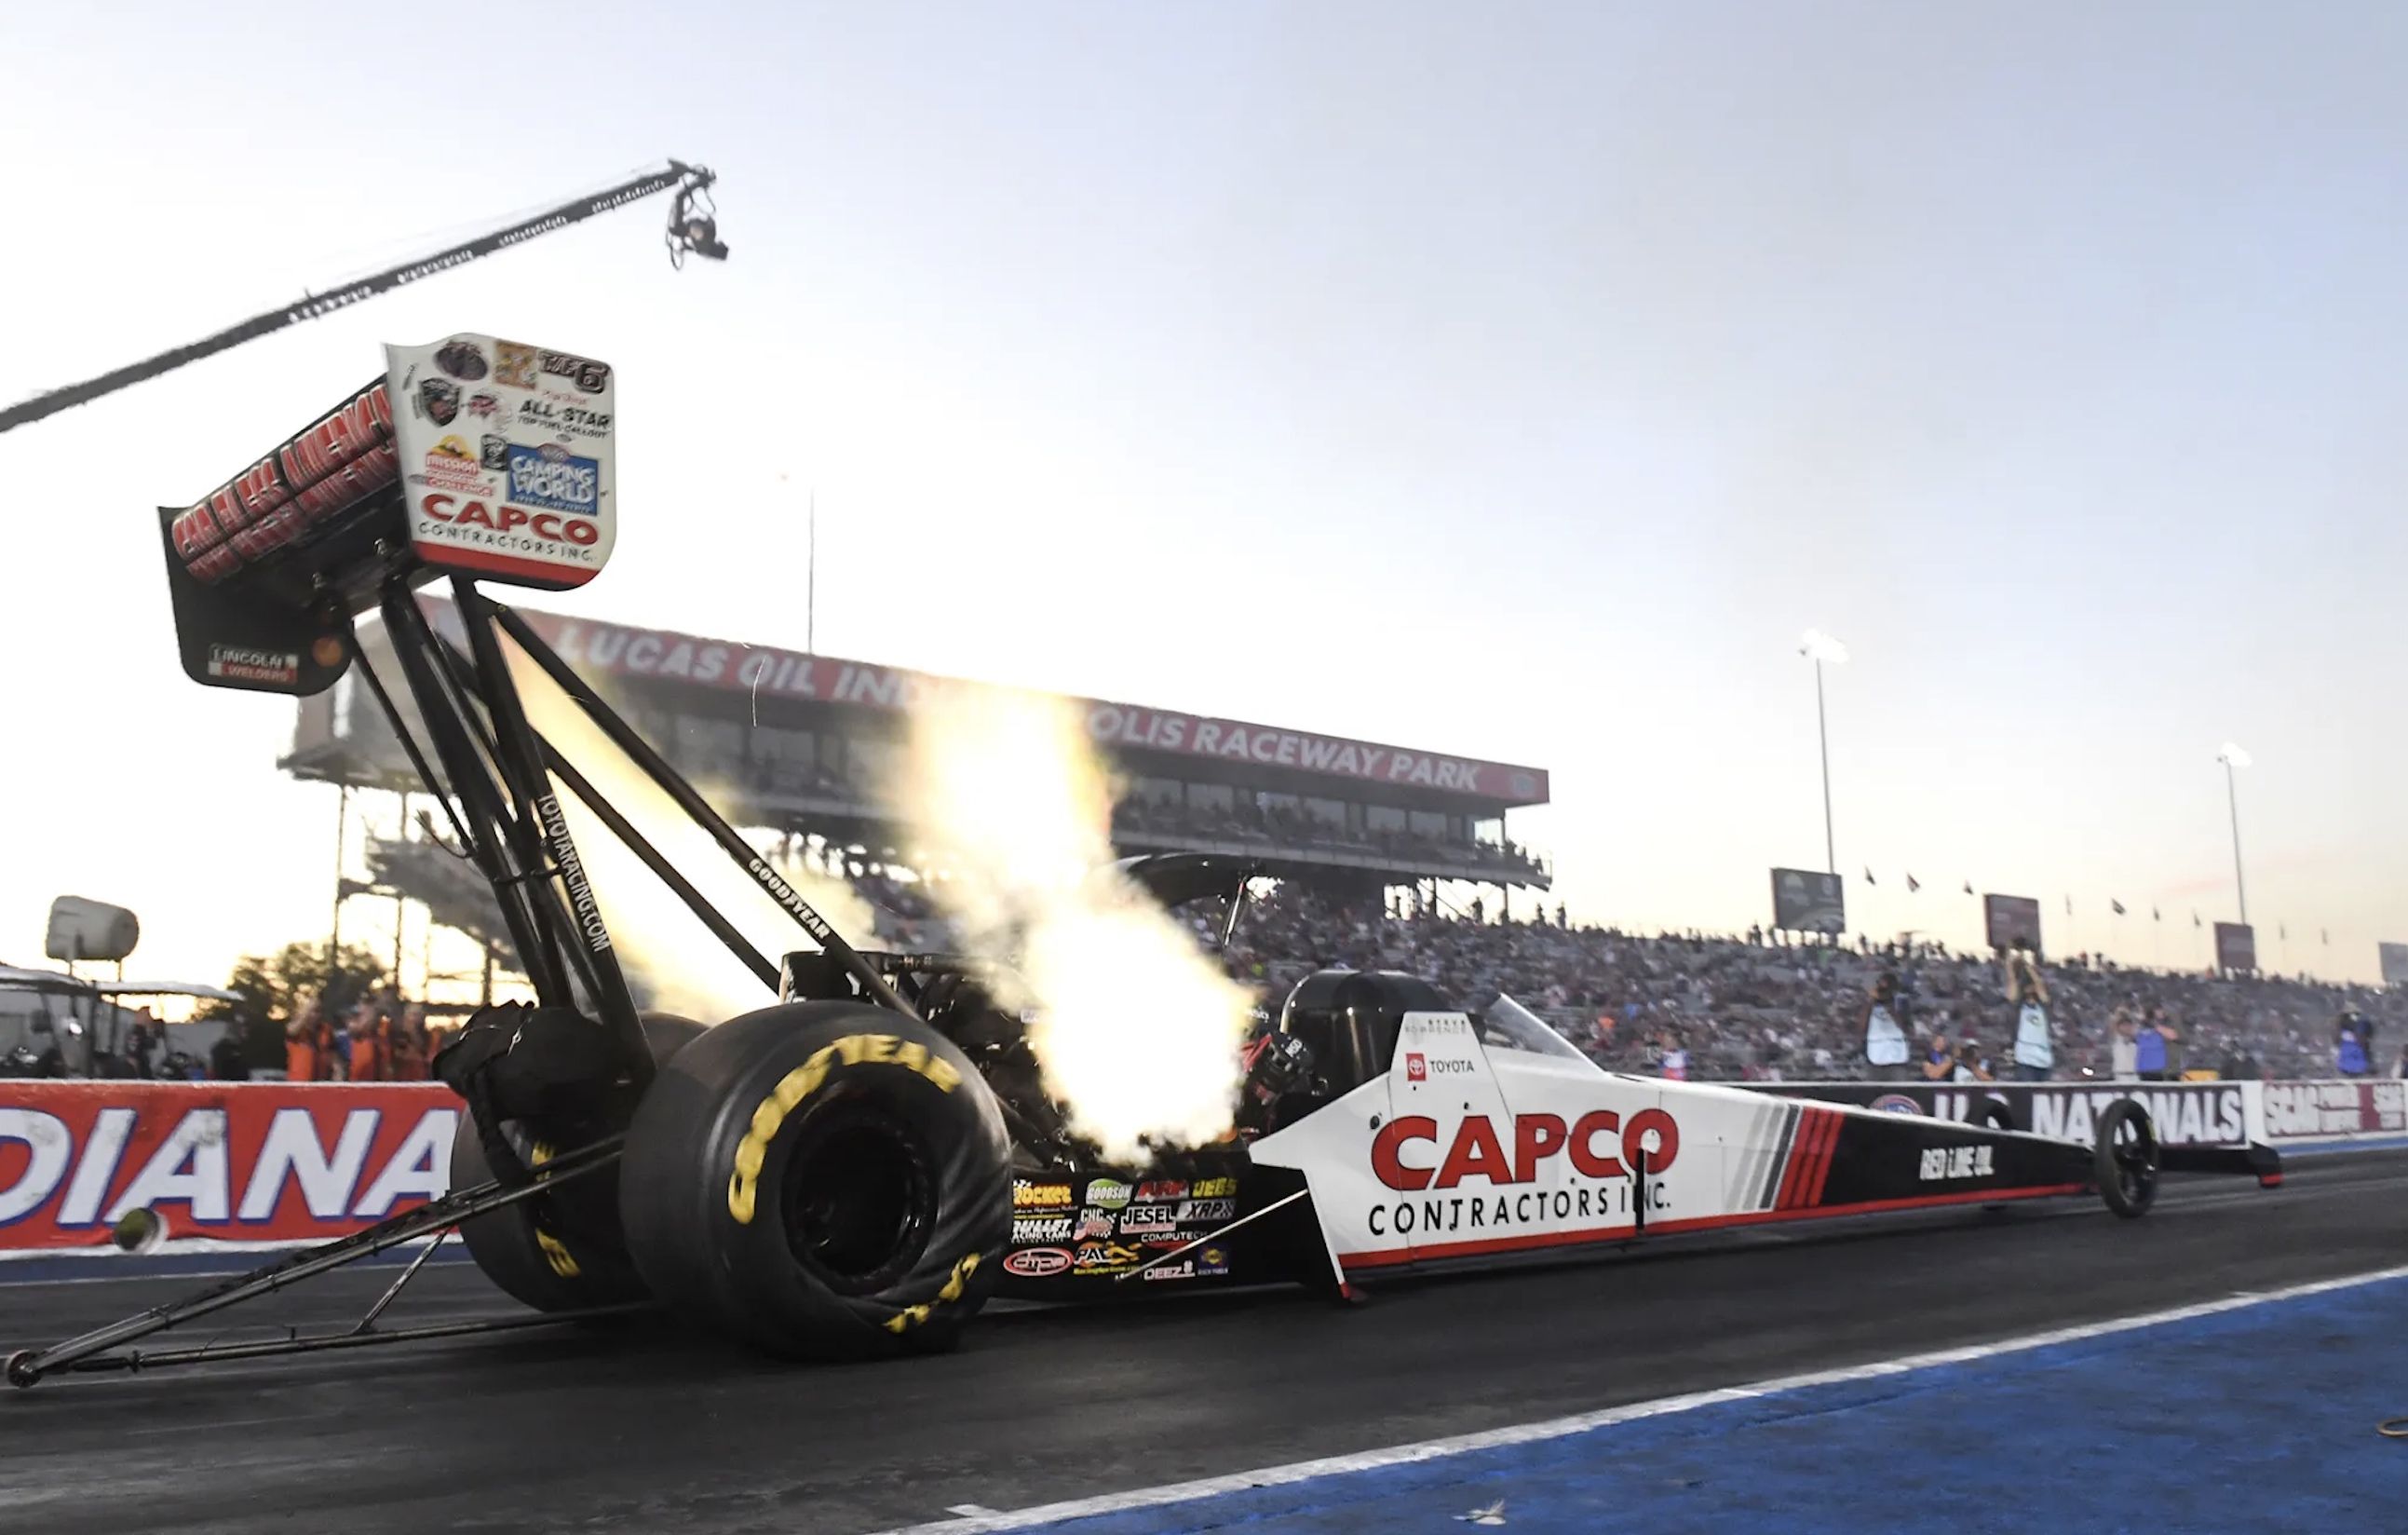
[2094,1098,2159,1218]
[618,1001,1011,1358]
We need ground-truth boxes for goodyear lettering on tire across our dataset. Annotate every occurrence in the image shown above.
[535,1229,583,1278]
[726,1035,963,1223]
[882,1252,981,1335]
[524,1141,583,1277]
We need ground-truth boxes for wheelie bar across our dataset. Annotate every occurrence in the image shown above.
[6,1136,626,1388]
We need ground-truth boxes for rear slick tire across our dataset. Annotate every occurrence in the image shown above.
[2094,1098,2159,1218]
[453,1013,704,1313]
[618,1001,1011,1359]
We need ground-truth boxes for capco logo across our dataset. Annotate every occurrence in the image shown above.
[1372,1109,1681,1190]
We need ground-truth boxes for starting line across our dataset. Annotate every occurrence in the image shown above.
[875,1261,2408,1535]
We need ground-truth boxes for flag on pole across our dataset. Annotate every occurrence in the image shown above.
[2322,929,2330,946]
[2193,911,2202,929]
[1963,880,1975,895]
[1863,867,1876,886]
[2064,895,2073,915]
[2279,923,2287,942]
[1906,873,1921,893]
[2111,899,2127,916]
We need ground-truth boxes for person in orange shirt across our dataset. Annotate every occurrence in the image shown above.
[285,996,324,1082]
[388,1003,430,1080]
[347,1000,387,1082]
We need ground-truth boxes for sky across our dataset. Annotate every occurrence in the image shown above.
[0,1,2402,988]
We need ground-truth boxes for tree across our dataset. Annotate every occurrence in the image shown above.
[193,941,388,1069]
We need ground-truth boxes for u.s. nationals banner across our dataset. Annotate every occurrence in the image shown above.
[0,1082,456,1254]
[1746,1079,2262,1149]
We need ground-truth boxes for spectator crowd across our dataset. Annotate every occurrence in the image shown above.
[1201,886,2406,1082]
[281,993,437,1083]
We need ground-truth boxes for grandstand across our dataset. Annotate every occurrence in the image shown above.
[282,597,1551,972]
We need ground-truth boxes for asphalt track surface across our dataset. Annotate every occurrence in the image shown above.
[1,1150,2400,1535]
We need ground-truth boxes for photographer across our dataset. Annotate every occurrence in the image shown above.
[1862,971,1911,1080]
[2002,944,2053,1082]
[2134,1007,2179,1082]
[2335,1012,2375,1079]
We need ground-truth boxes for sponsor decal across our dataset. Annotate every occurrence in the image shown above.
[1870,1094,1924,1116]
[542,349,612,392]
[494,341,539,389]
[1196,1243,1230,1277]
[1373,1108,1681,1191]
[505,444,600,514]
[1010,1216,1073,1243]
[1012,1178,1072,1211]
[1072,1242,1141,1275]
[517,399,615,440]
[1363,1108,1682,1241]
[205,645,299,686]
[1074,1207,1116,1241]
[419,376,461,426]
[1117,1203,1180,1237]
[1135,1179,1187,1202]
[387,332,616,588]
[1083,1176,1134,1209]
[2264,1080,2408,1138]
[1002,1247,1071,1278]
[0,1081,457,1253]
[435,340,489,381]
[1406,1053,1427,1083]
[1917,1144,1996,1181]
[1173,1198,1236,1223]
[1142,1262,1197,1283]
[1369,1178,1671,1240]
[415,495,600,554]
[1187,1176,1238,1200]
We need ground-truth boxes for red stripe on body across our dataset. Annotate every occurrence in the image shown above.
[1803,1109,1844,1205]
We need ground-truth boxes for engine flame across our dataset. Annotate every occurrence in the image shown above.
[506,644,876,1026]
[887,686,1252,1161]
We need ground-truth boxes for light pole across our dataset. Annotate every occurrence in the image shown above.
[1800,630,1847,875]
[2217,742,2251,924]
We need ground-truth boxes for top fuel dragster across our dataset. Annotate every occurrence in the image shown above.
[6,336,2280,1385]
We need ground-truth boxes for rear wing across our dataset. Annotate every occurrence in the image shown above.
[157,333,616,694]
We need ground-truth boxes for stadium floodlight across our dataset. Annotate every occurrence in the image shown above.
[1799,629,1849,665]
[1796,631,1847,880]
[2216,743,2251,923]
